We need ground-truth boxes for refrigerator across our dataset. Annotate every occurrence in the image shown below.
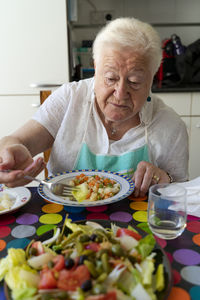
[0,0,70,138]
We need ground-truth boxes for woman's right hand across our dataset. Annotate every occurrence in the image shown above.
[0,144,45,187]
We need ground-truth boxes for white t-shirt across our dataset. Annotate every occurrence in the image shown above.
[32,77,189,182]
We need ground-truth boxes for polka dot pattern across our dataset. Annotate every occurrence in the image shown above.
[64,206,85,213]
[109,211,132,222]
[36,224,56,236]
[86,205,108,212]
[11,225,36,238]
[190,286,200,300]
[86,213,109,220]
[16,213,38,225]
[7,238,30,250]
[181,266,200,285]
[39,213,63,224]
[154,236,167,248]
[132,211,147,222]
[168,287,190,300]
[0,226,11,238]
[42,203,63,213]
[130,201,148,210]
[192,233,200,246]
[0,215,15,225]
[0,186,200,299]
[173,249,200,265]
[0,240,6,251]
[187,215,200,221]
[187,221,200,233]
[172,269,181,285]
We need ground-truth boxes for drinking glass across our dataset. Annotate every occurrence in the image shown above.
[148,183,187,240]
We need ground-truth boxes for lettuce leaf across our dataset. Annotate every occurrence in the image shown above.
[5,264,39,290]
[136,234,156,259]
[11,287,37,300]
[0,248,26,281]
[72,182,89,202]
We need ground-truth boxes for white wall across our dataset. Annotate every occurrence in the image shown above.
[71,0,200,47]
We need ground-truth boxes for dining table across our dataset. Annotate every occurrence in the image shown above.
[0,185,200,300]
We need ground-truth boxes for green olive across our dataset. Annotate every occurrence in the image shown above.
[96,272,108,283]
[78,234,91,243]
[29,247,37,256]
[111,244,125,257]
[101,252,110,273]
[84,260,98,278]
[47,260,54,269]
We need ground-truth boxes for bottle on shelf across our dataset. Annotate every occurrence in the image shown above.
[171,34,185,55]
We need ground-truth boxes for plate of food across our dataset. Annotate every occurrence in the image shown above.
[2,218,172,300]
[38,169,135,207]
[0,184,31,215]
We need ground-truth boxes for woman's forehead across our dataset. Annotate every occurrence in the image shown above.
[97,48,149,74]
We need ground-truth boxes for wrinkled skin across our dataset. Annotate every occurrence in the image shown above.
[94,47,170,197]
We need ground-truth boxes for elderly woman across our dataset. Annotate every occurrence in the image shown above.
[0,17,188,197]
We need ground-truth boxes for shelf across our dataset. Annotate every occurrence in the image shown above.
[71,22,200,29]
[71,24,104,29]
[152,22,200,27]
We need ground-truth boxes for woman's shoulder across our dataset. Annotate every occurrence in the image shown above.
[61,77,94,97]
[150,94,187,132]
[151,94,180,120]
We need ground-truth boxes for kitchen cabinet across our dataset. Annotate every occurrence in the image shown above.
[155,92,200,180]
[0,0,70,182]
[0,95,40,138]
[0,94,44,183]
[190,93,200,180]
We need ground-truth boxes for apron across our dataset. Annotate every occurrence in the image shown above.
[74,101,150,177]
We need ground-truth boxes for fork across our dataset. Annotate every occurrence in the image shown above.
[0,170,78,197]
[24,175,79,197]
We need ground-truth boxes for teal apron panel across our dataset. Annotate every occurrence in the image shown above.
[74,142,149,177]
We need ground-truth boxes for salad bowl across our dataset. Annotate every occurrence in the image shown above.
[4,219,173,300]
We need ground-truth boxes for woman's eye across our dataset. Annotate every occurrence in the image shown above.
[105,77,116,84]
[129,81,140,89]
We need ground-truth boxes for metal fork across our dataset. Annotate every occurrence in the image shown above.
[24,175,79,197]
[0,170,78,197]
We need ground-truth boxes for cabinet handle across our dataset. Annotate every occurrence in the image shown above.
[30,83,61,88]
[31,103,40,107]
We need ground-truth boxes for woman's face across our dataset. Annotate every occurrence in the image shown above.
[94,47,153,123]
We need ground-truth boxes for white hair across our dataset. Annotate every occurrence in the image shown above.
[93,17,162,75]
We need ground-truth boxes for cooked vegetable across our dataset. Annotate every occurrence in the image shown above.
[68,173,120,202]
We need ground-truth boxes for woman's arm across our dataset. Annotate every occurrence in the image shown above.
[0,120,54,187]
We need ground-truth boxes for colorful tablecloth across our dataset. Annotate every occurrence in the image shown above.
[0,187,200,300]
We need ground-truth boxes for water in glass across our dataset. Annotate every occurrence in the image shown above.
[148,183,187,240]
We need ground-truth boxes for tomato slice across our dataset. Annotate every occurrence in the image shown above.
[57,265,90,291]
[85,242,100,252]
[116,228,142,240]
[31,241,45,255]
[52,254,65,271]
[39,269,57,289]
[85,291,117,300]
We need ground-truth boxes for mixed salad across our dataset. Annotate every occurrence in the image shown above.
[68,173,120,202]
[0,218,165,300]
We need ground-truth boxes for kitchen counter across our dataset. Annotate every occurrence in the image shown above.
[152,82,200,93]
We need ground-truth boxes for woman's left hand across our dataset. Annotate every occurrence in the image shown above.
[132,161,171,197]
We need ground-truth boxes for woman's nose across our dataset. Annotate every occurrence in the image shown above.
[113,80,129,100]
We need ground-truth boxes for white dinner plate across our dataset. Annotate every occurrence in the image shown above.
[38,169,135,207]
[0,184,31,215]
